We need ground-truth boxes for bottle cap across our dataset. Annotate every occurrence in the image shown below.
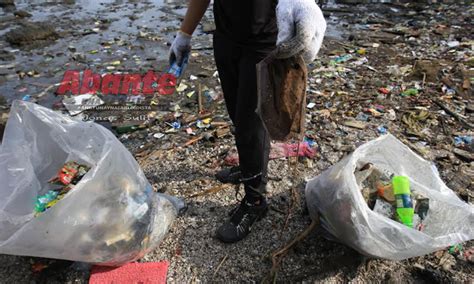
[392,176,410,195]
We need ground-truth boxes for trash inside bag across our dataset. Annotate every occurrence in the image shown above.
[356,165,430,231]
[0,101,183,265]
[256,53,307,141]
[305,134,474,260]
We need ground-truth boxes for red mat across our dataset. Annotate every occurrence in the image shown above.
[89,262,169,284]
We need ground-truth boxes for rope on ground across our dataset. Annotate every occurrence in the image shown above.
[280,140,303,237]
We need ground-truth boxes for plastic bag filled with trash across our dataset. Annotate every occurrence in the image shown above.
[0,101,183,265]
[305,134,474,261]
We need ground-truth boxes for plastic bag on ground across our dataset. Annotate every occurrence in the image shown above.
[305,134,474,260]
[0,101,182,265]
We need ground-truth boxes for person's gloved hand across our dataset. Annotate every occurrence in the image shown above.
[169,31,192,66]
[275,0,327,63]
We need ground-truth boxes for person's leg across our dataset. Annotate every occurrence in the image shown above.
[215,46,272,243]
[213,34,244,184]
[234,49,271,203]
[213,34,240,124]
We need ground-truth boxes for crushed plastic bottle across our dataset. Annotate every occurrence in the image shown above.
[167,55,189,78]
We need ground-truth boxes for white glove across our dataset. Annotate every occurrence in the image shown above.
[169,31,192,66]
[276,0,327,62]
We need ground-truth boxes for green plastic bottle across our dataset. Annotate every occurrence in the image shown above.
[392,176,414,227]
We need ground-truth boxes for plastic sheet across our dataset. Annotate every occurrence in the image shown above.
[0,101,182,265]
[305,134,474,260]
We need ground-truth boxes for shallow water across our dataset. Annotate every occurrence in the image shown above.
[0,0,189,105]
[0,0,420,106]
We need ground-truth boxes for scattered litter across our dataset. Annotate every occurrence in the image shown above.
[331,54,352,64]
[225,141,316,166]
[377,125,387,134]
[176,83,188,92]
[356,112,369,121]
[186,91,196,98]
[447,41,460,48]
[196,119,211,129]
[170,121,181,129]
[454,135,472,146]
[401,88,419,97]
[385,109,397,121]
[343,120,367,129]
[113,124,147,134]
[62,94,104,116]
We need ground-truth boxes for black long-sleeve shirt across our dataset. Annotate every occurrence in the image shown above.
[213,0,278,49]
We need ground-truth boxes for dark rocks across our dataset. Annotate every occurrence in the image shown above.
[5,22,58,46]
[0,50,15,61]
[0,0,14,8]
[13,10,32,18]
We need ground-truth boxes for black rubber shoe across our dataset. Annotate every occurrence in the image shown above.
[215,166,242,184]
[216,198,268,243]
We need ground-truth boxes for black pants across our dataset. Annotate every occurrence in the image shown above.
[213,34,273,197]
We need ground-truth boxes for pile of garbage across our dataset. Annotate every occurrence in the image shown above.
[34,161,90,216]
[356,165,430,231]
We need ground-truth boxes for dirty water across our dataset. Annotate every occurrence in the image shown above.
[0,0,190,106]
[0,0,352,108]
[0,0,468,107]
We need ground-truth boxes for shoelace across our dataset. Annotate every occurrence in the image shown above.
[236,214,250,235]
[231,200,256,222]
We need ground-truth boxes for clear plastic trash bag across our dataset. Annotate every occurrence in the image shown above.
[0,101,183,265]
[305,134,474,260]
